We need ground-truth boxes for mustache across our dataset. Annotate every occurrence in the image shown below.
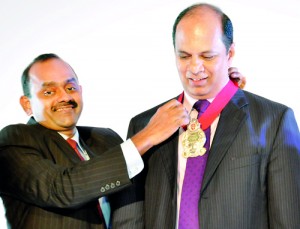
[52,100,78,111]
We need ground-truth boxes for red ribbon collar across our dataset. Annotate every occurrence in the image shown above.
[178,80,238,130]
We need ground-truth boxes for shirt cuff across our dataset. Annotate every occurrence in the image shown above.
[121,139,144,179]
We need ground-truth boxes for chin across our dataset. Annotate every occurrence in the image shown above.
[189,89,206,98]
[57,121,77,129]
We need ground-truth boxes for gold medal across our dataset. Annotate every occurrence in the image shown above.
[182,116,207,158]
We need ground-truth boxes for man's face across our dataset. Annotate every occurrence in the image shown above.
[174,9,235,100]
[21,58,83,133]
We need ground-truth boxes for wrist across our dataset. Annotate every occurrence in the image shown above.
[131,128,154,156]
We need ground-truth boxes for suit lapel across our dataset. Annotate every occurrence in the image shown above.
[201,90,249,192]
[158,130,179,224]
[159,94,182,186]
[158,131,179,187]
[27,118,84,162]
[49,130,83,162]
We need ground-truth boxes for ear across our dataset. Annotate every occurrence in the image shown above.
[20,96,32,116]
[227,43,235,65]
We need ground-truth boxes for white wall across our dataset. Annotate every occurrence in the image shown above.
[0,0,299,227]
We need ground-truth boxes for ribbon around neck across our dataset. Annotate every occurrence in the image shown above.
[178,80,238,130]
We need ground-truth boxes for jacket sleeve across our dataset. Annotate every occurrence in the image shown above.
[111,117,146,229]
[267,108,300,228]
[0,124,132,209]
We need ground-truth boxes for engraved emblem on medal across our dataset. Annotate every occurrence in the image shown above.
[182,109,207,158]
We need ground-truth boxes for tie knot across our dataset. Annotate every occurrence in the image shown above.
[66,138,77,149]
[193,100,210,117]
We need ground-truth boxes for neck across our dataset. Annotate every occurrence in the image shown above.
[187,78,230,101]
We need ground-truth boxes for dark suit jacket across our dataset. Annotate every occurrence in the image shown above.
[0,117,132,229]
[112,89,300,229]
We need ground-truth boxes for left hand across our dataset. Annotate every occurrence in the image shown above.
[229,67,246,89]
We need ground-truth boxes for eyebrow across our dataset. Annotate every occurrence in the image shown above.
[41,77,77,87]
[177,50,217,55]
[177,50,190,55]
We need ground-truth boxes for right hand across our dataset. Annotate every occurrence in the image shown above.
[145,99,190,145]
[131,99,189,155]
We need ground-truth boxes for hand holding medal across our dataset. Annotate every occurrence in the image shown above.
[131,99,189,155]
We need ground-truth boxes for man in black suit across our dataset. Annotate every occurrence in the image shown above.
[0,53,191,229]
[112,3,300,229]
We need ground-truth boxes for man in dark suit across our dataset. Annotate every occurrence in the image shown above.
[0,53,191,228]
[111,3,300,229]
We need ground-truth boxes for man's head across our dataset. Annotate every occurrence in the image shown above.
[20,54,83,135]
[173,3,235,100]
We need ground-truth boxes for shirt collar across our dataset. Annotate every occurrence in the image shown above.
[58,128,80,143]
[183,92,214,113]
[182,78,230,110]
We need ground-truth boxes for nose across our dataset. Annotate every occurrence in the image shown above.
[188,56,204,75]
[56,87,72,102]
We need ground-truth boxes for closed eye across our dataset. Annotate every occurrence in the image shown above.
[202,55,216,60]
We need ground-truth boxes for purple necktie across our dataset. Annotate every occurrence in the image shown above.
[178,100,210,229]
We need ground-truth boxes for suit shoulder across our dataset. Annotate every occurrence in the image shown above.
[243,90,289,112]
[0,123,41,146]
[1,122,34,132]
[77,126,123,144]
[241,91,298,127]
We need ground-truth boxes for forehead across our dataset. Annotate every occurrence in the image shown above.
[175,9,224,51]
[29,58,77,85]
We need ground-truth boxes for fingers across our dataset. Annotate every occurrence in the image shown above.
[143,100,189,145]
[228,67,240,81]
[158,99,189,126]
[228,67,246,89]
[238,77,246,89]
[132,99,189,155]
[161,99,184,110]
[131,100,189,155]
[228,67,238,75]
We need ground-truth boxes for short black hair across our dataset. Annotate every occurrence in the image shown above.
[172,3,233,52]
[21,53,60,98]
